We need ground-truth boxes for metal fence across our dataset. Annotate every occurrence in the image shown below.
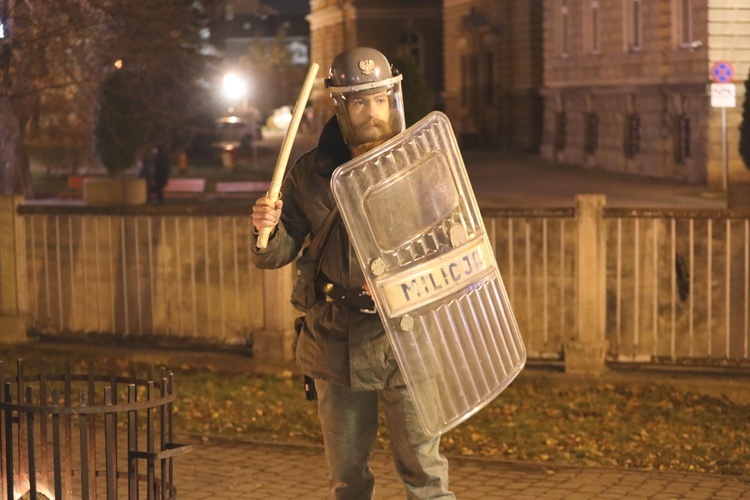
[484,208,576,362]
[13,201,750,369]
[0,359,191,500]
[18,204,264,348]
[483,206,750,367]
[605,208,750,366]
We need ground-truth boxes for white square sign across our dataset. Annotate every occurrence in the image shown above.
[711,83,736,108]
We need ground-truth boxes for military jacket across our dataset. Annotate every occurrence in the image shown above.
[252,117,403,390]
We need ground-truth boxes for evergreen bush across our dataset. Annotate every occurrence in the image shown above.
[93,71,142,176]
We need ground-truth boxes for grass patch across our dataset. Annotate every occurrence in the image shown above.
[1,343,748,476]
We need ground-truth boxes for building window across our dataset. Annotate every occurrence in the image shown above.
[585,113,599,154]
[587,1,601,53]
[560,0,570,57]
[399,31,422,69]
[554,112,568,152]
[678,0,693,47]
[485,53,494,104]
[624,113,641,158]
[626,0,643,51]
[675,114,691,163]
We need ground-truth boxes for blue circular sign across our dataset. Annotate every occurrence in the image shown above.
[710,61,734,83]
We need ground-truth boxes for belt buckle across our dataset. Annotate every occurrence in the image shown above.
[357,289,376,314]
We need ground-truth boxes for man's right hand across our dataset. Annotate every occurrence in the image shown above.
[252,197,283,234]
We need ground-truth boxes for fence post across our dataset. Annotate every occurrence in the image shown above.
[253,266,297,362]
[566,194,607,375]
[0,195,28,343]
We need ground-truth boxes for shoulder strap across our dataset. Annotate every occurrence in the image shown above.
[306,205,340,265]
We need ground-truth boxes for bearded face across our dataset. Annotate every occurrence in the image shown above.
[344,91,396,155]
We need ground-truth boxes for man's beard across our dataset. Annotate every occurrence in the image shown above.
[349,118,394,156]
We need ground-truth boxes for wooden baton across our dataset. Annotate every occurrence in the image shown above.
[256,62,319,249]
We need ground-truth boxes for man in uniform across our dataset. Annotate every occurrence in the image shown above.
[251,47,454,499]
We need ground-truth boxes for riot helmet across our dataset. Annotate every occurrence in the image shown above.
[325,47,405,154]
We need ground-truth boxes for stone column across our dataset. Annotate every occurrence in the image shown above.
[253,266,297,362]
[0,196,29,343]
[566,194,608,375]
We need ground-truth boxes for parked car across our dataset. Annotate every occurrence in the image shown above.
[266,106,292,131]
[213,115,253,151]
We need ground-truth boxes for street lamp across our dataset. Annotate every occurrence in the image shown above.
[222,72,248,110]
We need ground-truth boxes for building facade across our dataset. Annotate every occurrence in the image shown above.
[307,0,443,129]
[541,0,750,187]
[443,0,544,152]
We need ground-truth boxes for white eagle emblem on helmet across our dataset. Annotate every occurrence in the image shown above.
[358,59,375,75]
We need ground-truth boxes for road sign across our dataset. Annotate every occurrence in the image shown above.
[710,61,735,83]
[710,83,736,108]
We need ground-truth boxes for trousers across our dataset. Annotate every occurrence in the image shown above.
[316,379,455,500]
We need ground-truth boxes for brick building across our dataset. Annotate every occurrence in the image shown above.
[307,0,443,129]
[540,0,750,188]
[442,0,544,152]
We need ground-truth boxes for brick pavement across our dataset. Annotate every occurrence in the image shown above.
[173,436,750,499]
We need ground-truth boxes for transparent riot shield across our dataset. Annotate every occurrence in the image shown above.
[331,111,526,436]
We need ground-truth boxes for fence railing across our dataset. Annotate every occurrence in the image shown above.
[605,208,750,365]
[483,204,750,368]
[2,196,749,373]
[17,204,266,348]
[483,208,576,362]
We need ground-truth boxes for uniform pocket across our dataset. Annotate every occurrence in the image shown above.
[290,257,318,312]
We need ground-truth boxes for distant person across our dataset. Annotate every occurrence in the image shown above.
[152,145,171,202]
[137,148,156,199]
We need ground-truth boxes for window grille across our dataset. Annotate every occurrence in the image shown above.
[675,114,691,163]
[624,113,640,158]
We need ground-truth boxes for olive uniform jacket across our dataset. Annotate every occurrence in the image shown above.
[251,117,403,390]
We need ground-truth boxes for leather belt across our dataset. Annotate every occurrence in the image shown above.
[317,280,376,314]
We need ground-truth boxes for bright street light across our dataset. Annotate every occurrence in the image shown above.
[222,72,247,101]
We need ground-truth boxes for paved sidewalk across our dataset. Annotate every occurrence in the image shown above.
[460,150,726,210]
[253,131,729,211]
[173,436,750,499]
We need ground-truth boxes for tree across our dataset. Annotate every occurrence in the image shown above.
[240,26,308,117]
[0,0,218,196]
[102,0,221,154]
[93,71,141,175]
[739,70,750,170]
